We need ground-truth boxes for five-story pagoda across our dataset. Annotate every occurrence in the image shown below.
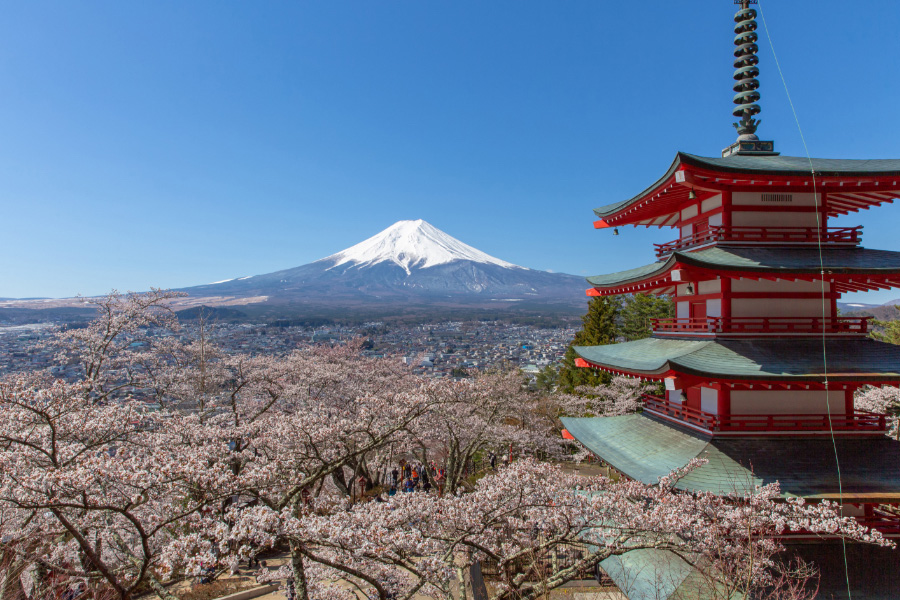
[562,1,900,595]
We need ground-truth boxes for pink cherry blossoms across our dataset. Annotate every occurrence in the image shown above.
[0,291,892,600]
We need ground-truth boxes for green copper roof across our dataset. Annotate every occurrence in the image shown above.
[585,246,900,289]
[594,152,900,219]
[561,414,900,500]
[574,337,900,381]
[602,544,900,600]
[600,549,725,600]
[680,152,900,177]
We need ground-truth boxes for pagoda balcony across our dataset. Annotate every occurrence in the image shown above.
[641,394,888,436]
[651,316,871,337]
[654,226,863,259]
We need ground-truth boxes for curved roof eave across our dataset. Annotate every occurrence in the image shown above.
[560,414,900,500]
[593,154,683,219]
[575,338,900,382]
[585,247,900,292]
[592,152,900,220]
[585,256,676,289]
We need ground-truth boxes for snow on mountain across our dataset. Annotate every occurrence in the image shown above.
[320,219,524,275]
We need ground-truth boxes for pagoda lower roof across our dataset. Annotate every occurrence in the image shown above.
[593,152,900,225]
[598,549,716,600]
[600,544,900,600]
[561,413,900,501]
[573,337,900,382]
[586,246,900,293]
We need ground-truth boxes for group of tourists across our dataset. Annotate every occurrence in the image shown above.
[387,459,445,496]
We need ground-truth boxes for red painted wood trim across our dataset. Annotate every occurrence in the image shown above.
[730,291,840,299]
[676,206,724,228]
[674,292,721,302]
[574,358,591,368]
[594,219,611,229]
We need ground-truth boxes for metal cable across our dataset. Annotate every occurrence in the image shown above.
[756,2,853,596]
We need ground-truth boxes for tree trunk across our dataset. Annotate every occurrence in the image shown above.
[331,467,350,497]
[289,542,310,600]
[0,553,26,600]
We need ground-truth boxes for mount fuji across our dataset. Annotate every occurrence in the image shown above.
[180,220,588,318]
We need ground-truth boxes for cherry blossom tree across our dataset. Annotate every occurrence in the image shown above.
[228,459,887,600]
[408,369,560,496]
[855,385,900,439]
[52,289,186,403]
[3,291,891,600]
[0,376,236,600]
[553,375,654,419]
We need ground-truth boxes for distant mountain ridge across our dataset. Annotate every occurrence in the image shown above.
[178,220,589,317]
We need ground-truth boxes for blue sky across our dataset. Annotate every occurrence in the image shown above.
[2,1,899,303]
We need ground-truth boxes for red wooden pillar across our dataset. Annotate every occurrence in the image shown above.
[721,277,732,324]
[845,386,856,415]
[717,385,731,417]
[721,191,732,229]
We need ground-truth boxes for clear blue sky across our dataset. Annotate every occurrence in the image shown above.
[2,1,899,303]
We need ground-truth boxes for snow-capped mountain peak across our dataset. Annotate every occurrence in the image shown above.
[320,219,525,275]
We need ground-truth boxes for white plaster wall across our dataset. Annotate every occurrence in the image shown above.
[707,299,722,317]
[701,195,723,213]
[667,390,684,404]
[730,390,845,415]
[677,302,689,319]
[701,387,719,414]
[731,211,819,228]
[681,224,693,238]
[732,192,820,206]
[681,205,699,220]
[698,279,721,294]
[731,298,832,318]
[709,213,723,227]
[731,279,831,293]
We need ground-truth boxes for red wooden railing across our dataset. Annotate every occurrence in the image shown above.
[857,511,900,536]
[642,394,887,434]
[651,316,871,335]
[654,226,862,258]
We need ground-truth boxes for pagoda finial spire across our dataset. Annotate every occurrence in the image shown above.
[722,0,777,156]
[732,0,761,138]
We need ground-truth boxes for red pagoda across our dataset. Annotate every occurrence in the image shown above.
[561,1,900,595]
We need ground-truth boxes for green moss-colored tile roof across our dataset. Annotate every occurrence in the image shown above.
[594,152,900,218]
[585,247,900,289]
[599,549,727,600]
[573,337,900,382]
[560,414,900,501]
[602,544,900,600]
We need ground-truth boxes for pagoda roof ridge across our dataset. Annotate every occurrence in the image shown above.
[593,152,900,223]
[560,413,900,500]
[573,337,900,382]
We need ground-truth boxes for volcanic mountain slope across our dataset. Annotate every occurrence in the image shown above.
[183,220,588,309]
